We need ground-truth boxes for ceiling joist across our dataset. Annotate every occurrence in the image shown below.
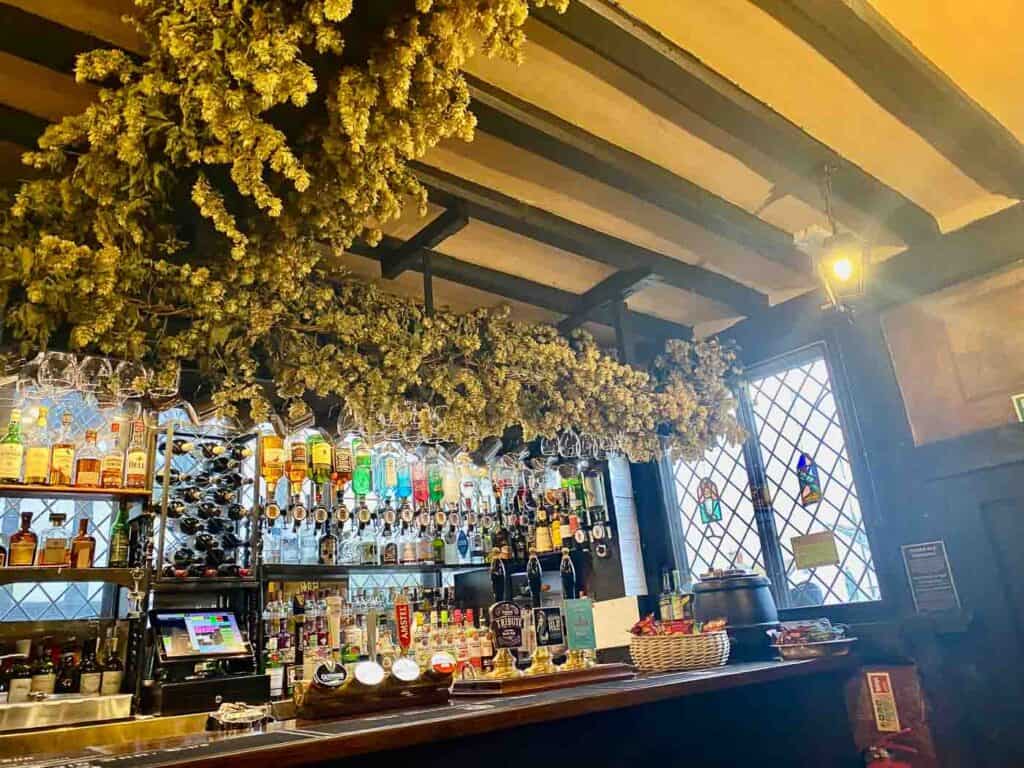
[558,267,655,335]
[353,237,692,342]
[750,0,1024,199]
[532,0,940,245]
[412,163,769,319]
[380,205,468,279]
[467,76,809,275]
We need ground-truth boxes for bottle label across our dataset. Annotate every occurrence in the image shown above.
[263,446,284,468]
[109,535,130,565]
[79,671,102,696]
[30,673,56,694]
[8,677,31,703]
[9,541,35,566]
[101,456,124,487]
[383,458,397,488]
[334,449,353,472]
[125,451,147,480]
[41,537,69,566]
[23,447,49,482]
[50,447,74,484]
[77,465,100,487]
[100,670,123,696]
[319,539,336,565]
[0,444,23,479]
[312,443,332,468]
[535,528,553,552]
[72,543,93,568]
[383,542,398,565]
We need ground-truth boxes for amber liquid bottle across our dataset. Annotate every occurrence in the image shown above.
[8,511,37,566]
[74,430,102,488]
[70,518,95,568]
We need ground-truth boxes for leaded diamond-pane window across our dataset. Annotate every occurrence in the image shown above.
[670,345,881,610]
[749,356,880,607]
[672,440,763,576]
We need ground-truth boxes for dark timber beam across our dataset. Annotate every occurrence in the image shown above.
[411,163,768,319]
[0,104,48,149]
[380,205,468,279]
[532,0,940,245]
[351,238,693,341]
[468,77,809,274]
[611,301,637,366]
[558,268,655,335]
[750,0,1024,198]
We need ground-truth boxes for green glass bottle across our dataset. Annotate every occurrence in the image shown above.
[352,441,373,497]
[425,450,444,504]
[306,433,332,486]
[108,504,130,567]
[0,408,24,483]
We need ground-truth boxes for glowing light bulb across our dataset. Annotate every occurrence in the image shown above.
[831,257,854,283]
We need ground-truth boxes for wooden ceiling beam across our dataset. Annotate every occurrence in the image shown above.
[0,104,48,149]
[412,163,768,318]
[352,237,693,341]
[0,5,122,76]
[1,1,143,55]
[532,0,940,245]
[558,267,656,335]
[467,76,809,274]
[750,0,1024,199]
[0,52,97,123]
[380,205,468,279]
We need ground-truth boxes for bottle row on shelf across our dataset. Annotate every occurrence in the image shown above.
[0,508,130,569]
[0,626,125,703]
[0,408,150,491]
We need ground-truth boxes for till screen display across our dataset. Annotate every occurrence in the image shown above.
[156,612,247,658]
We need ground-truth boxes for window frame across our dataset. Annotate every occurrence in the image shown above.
[662,340,893,624]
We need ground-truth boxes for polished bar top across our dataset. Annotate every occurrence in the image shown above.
[3,657,855,768]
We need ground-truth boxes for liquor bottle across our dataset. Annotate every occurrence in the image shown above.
[7,649,32,703]
[359,522,379,566]
[307,432,332,486]
[49,411,75,485]
[493,509,510,561]
[443,525,458,565]
[441,459,460,507]
[381,522,398,566]
[55,642,81,694]
[259,431,285,493]
[560,548,578,600]
[70,518,96,568]
[432,523,445,565]
[22,407,50,485]
[318,520,338,565]
[469,523,485,564]
[457,525,470,564]
[217,472,249,491]
[207,455,240,474]
[659,570,675,621]
[123,420,148,489]
[279,517,300,564]
[395,453,412,501]
[108,504,130,568]
[195,442,225,460]
[425,449,444,505]
[74,430,102,488]
[0,409,24,483]
[339,518,360,566]
[331,440,353,493]
[29,642,55,695]
[511,516,529,562]
[417,521,433,564]
[160,437,195,456]
[0,533,7,567]
[100,631,123,696]
[374,443,400,500]
[38,511,70,566]
[489,551,508,602]
[534,506,553,553]
[478,612,494,672]
[299,517,319,565]
[285,435,308,494]
[78,637,102,696]
[9,511,38,566]
[100,421,124,488]
[527,549,543,608]
[352,441,373,496]
[550,503,563,550]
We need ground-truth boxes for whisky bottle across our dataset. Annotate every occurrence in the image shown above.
[100,631,123,695]
[260,432,285,491]
[285,434,308,494]
[74,430,102,488]
[22,407,50,485]
[560,548,578,600]
[9,511,38,566]
[527,549,543,608]
[534,506,553,553]
[0,409,24,483]
[55,642,81,694]
[100,421,124,488]
[38,511,70,566]
[29,642,55,694]
[70,518,96,568]
[123,420,148,489]
[8,650,32,703]
[49,411,75,485]
[78,637,102,696]
[318,520,338,565]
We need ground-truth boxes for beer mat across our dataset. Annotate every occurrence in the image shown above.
[28,730,311,768]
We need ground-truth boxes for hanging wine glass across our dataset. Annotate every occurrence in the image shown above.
[148,361,181,400]
[77,356,113,394]
[558,428,581,459]
[38,351,78,396]
[539,436,558,457]
[112,360,148,403]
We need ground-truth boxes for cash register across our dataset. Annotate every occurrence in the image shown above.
[141,610,269,715]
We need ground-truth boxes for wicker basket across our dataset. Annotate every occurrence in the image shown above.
[629,631,730,673]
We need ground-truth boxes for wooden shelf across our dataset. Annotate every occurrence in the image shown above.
[0,483,152,500]
[152,577,259,592]
[0,566,138,587]
[261,563,486,581]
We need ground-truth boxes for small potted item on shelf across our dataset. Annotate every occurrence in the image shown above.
[768,619,857,660]
[628,615,730,673]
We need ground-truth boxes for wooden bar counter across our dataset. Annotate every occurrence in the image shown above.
[3,658,860,768]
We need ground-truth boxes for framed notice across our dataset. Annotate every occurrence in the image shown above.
[901,541,961,614]
[791,531,840,570]
[563,598,596,651]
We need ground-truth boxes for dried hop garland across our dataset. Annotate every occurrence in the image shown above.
[0,0,741,461]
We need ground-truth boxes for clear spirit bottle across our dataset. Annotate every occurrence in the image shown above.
[359,522,379,566]
[263,519,282,564]
[339,521,361,565]
[38,511,70,566]
[280,522,300,564]
[299,518,319,564]
[318,520,337,565]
